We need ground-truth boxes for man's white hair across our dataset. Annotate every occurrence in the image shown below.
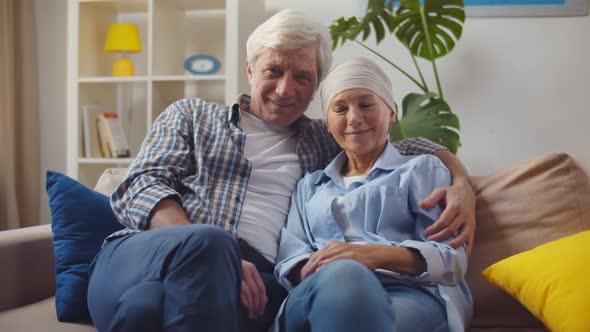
[246,9,333,84]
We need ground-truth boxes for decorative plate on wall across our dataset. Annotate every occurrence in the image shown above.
[184,54,221,75]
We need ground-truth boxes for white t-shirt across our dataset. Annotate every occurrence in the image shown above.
[236,111,302,263]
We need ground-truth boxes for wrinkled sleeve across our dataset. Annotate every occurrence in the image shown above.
[397,156,468,286]
[110,100,196,230]
[392,137,448,156]
[274,177,315,291]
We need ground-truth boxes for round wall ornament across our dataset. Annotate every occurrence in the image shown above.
[184,55,221,75]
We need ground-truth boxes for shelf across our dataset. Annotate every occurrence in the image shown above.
[79,76,149,83]
[79,158,135,164]
[152,75,225,82]
[78,0,148,14]
[159,0,225,11]
[185,9,226,17]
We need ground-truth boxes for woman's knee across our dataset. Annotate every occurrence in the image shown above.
[314,259,377,288]
[308,259,387,307]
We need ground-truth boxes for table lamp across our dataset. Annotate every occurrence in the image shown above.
[104,23,142,76]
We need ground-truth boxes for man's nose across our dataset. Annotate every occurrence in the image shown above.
[275,75,295,98]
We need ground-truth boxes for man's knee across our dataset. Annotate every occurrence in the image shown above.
[109,281,164,332]
[178,224,240,261]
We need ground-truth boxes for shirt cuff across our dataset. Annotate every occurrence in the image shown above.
[274,253,311,291]
[398,239,445,283]
[127,185,182,230]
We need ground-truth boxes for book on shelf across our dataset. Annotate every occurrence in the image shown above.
[96,112,131,158]
[81,105,103,158]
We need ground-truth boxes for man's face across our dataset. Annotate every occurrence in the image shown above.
[247,45,318,127]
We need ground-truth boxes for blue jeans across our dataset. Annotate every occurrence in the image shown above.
[87,224,286,332]
[282,259,448,332]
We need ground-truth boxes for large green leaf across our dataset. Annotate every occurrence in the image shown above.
[329,0,395,49]
[390,93,461,153]
[394,0,465,60]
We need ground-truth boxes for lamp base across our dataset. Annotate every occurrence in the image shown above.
[112,57,134,76]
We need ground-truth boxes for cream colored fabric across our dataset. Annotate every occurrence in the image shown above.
[94,168,127,196]
[0,0,40,230]
[0,224,55,312]
[0,297,96,332]
[319,57,396,116]
[466,153,590,328]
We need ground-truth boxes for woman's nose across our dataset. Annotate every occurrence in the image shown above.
[347,107,363,125]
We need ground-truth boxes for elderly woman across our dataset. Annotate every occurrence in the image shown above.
[274,57,473,332]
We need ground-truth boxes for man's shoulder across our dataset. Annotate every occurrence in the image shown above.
[169,98,230,115]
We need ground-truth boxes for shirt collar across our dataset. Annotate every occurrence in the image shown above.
[316,141,414,186]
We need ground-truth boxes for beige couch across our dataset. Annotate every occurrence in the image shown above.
[1,152,589,331]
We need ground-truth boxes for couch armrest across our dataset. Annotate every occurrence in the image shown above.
[0,224,55,312]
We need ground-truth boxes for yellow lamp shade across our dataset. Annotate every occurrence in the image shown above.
[104,23,142,53]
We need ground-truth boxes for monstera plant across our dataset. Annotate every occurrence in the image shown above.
[330,0,465,153]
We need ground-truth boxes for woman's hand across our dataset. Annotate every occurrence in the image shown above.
[299,241,378,280]
[240,260,267,320]
[420,178,476,254]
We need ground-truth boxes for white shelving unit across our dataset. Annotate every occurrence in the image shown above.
[67,0,265,187]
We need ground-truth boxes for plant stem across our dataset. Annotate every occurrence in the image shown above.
[419,7,443,98]
[410,52,429,92]
[355,40,427,93]
[431,59,443,99]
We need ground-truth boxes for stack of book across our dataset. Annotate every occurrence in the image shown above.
[82,105,130,158]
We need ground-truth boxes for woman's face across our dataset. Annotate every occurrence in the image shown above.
[326,88,395,158]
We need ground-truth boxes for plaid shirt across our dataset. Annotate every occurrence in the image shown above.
[107,96,447,242]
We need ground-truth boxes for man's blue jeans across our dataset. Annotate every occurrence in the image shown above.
[281,259,448,332]
[87,224,286,332]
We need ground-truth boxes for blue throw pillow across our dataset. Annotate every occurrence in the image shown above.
[46,171,124,322]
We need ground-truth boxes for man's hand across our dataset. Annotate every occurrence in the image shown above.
[240,260,267,320]
[420,179,476,254]
[299,241,378,280]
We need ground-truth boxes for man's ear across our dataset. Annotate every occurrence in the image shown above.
[247,62,253,84]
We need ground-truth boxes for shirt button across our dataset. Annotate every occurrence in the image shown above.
[240,169,247,178]
[235,196,241,203]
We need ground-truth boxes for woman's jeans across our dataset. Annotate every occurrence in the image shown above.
[87,224,286,332]
[282,259,449,332]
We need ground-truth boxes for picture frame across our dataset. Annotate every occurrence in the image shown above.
[465,0,589,17]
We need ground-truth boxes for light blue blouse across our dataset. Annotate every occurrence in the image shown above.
[274,142,473,332]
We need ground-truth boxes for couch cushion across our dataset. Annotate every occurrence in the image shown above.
[482,230,590,332]
[94,168,127,195]
[46,171,124,322]
[0,297,95,332]
[467,153,590,328]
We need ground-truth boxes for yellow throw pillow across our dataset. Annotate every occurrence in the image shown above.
[481,231,590,332]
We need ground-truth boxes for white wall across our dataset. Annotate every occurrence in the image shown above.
[35,0,68,225]
[267,0,590,175]
[34,1,590,226]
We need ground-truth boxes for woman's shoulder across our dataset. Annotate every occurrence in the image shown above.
[401,154,447,173]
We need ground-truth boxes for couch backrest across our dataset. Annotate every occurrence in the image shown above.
[467,153,590,328]
[96,153,590,328]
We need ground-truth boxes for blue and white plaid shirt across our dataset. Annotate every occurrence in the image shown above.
[106,95,447,242]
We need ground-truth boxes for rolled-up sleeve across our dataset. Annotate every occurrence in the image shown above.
[397,156,467,286]
[110,100,195,230]
[274,177,315,291]
[393,137,448,156]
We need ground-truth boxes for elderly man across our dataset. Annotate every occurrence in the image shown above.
[87,9,475,332]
